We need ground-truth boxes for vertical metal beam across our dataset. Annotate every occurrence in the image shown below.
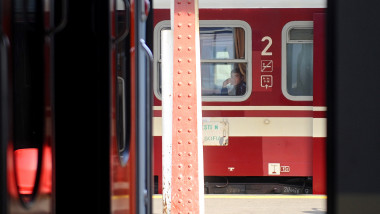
[162,29,173,214]
[135,0,153,212]
[170,0,204,213]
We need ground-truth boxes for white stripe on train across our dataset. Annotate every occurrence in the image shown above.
[153,117,327,137]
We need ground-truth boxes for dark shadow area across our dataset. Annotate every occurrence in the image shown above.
[303,208,326,214]
[203,176,312,194]
[327,0,380,213]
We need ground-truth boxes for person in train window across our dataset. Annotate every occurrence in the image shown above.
[221,68,246,96]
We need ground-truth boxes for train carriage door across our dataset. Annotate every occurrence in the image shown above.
[312,13,327,194]
[110,0,153,213]
[110,0,135,213]
[0,0,66,213]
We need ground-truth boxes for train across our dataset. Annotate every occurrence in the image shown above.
[1,0,327,213]
[0,0,152,214]
[152,0,327,195]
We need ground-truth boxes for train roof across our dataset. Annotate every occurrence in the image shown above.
[153,0,327,9]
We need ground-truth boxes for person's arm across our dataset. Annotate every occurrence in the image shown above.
[221,78,231,95]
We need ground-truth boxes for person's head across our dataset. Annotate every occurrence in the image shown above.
[230,69,244,85]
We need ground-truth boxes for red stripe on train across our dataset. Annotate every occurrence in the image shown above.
[154,109,326,118]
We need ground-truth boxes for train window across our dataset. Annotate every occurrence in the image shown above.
[114,0,131,166]
[282,21,313,101]
[154,20,252,101]
[12,0,45,206]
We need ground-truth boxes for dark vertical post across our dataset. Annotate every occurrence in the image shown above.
[327,0,380,213]
[54,0,110,213]
[135,0,153,213]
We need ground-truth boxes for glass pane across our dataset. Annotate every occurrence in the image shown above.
[158,26,247,97]
[201,63,247,96]
[200,27,245,60]
[115,1,131,166]
[157,62,247,97]
[286,43,313,96]
[289,28,313,41]
[159,27,245,60]
[12,0,44,205]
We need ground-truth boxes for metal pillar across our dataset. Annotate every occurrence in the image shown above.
[162,0,204,213]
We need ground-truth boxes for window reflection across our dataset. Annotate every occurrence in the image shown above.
[200,27,246,96]
[286,43,313,96]
[12,0,45,206]
[200,27,236,60]
[286,28,313,96]
[157,25,248,98]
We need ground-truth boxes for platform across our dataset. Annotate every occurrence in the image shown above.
[152,194,327,214]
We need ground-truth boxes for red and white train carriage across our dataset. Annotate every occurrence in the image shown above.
[152,0,327,194]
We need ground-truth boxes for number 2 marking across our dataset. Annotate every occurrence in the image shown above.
[261,36,273,56]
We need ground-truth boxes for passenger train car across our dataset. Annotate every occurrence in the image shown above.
[0,0,152,214]
[0,0,328,213]
[152,0,327,194]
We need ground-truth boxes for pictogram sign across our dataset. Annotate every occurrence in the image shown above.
[261,75,273,89]
[261,60,273,72]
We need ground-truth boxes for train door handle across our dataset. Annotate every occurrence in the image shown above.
[139,39,153,67]
[139,39,153,90]
[113,0,130,44]
[46,0,68,35]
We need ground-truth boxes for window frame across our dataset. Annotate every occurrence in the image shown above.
[153,20,252,102]
[281,21,314,101]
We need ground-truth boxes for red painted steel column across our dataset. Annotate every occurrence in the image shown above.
[171,0,203,213]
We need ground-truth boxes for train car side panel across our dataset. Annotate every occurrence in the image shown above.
[153,6,326,194]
